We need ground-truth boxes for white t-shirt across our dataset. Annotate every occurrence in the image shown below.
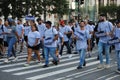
[16,24,24,36]
[44,27,58,47]
[28,31,40,46]
[59,25,72,41]
[24,26,31,36]
[37,23,46,38]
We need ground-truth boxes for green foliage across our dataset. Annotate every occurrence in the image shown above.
[99,4,120,19]
[0,0,69,20]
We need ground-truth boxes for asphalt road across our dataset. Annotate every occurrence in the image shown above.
[0,45,120,80]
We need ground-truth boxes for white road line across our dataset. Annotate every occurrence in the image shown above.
[105,75,120,80]
[74,65,115,79]
[55,59,112,80]
[0,53,77,68]
[26,59,103,80]
[55,68,98,80]
[2,56,79,72]
[95,72,115,80]
[13,57,96,76]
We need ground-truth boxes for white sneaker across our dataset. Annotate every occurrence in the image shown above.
[104,64,110,69]
[4,59,9,63]
[68,54,72,58]
[59,55,62,59]
[24,63,30,67]
[97,64,104,69]
[12,57,18,62]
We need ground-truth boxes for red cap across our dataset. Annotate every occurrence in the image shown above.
[60,20,65,25]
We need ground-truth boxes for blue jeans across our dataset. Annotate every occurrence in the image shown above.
[98,42,110,64]
[44,47,58,65]
[116,50,120,69]
[78,49,86,66]
[7,37,17,58]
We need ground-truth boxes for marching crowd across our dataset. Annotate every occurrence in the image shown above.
[0,14,120,73]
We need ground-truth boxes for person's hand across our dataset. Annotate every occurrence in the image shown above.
[64,32,67,35]
[74,37,78,40]
[88,45,91,51]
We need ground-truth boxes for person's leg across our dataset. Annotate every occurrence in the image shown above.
[49,47,58,65]
[34,50,40,62]
[40,41,45,59]
[64,41,71,54]
[59,42,65,56]
[7,37,16,58]
[98,42,104,64]
[27,48,32,64]
[44,47,49,66]
[97,42,104,69]
[79,49,86,67]
[105,43,110,65]
[12,47,16,57]
[20,41,24,52]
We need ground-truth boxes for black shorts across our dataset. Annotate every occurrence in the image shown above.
[28,44,40,50]
[0,38,3,45]
[4,41,8,47]
[24,36,28,42]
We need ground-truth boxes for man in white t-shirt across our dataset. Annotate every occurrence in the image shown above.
[59,20,72,58]
[43,21,58,68]
[16,19,24,52]
[36,18,46,59]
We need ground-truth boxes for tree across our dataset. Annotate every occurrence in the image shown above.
[0,0,69,21]
[99,4,120,20]
[50,0,69,20]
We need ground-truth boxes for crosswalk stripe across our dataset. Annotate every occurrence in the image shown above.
[94,72,115,80]
[55,59,112,80]
[0,53,78,68]
[2,56,79,72]
[26,59,106,80]
[105,75,120,80]
[74,65,115,79]
[13,57,97,76]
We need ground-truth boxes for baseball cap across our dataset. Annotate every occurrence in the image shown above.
[60,20,65,25]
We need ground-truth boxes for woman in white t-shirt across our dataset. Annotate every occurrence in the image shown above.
[24,23,41,67]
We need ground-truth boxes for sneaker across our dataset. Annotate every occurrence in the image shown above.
[77,66,82,69]
[52,60,58,65]
[68,54,72,58]
[73,52,78,54]
[43,65,49,68]
[116,69,120,74]
[58,55,62,59]
[4,59,9,63]
[104,64,110,69]
[12,57,18,62]
[24,63,30,67]
[37,61,42,65]
[83,61,86,66]
[97,64,104,69]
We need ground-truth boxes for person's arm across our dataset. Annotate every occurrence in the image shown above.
[15,31,20,41]
[33,38,39,46]
[87,39,91,51]
[53,34,58,41]
[20,26,24,38]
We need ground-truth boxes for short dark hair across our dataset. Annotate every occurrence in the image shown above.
[45,21,52,26]
[100,14,106,17]
[36,18,42,22]
[116,19,120,24]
